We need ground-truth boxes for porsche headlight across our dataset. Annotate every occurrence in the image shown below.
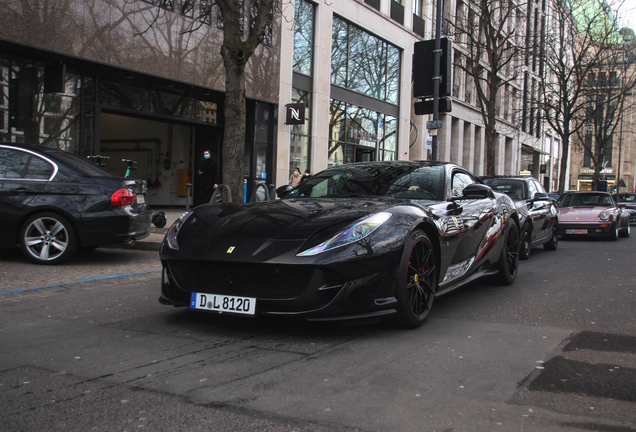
[297,212,392,257]
[166,211,194,250]
[599,210,613,221]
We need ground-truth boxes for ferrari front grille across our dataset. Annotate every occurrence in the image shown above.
[168,261,315,300]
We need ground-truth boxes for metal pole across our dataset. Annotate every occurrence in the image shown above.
[431,0,443,161]
[185,183,191,211]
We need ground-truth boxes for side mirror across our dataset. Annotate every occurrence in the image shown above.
[531,192,549,201]
[276,185,293,199]
[461,183,494,199]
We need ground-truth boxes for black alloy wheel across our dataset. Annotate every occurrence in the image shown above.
[543,224,558,251]
[391,230,437,328]
[519,225,532,260]
[494,221,519,285]
[19,212,78,265]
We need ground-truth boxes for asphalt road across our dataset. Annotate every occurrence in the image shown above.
[0,234,635,432]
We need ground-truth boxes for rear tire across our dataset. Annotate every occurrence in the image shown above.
[19,212,77,265]
[519,225,532,260]
[493,221,519,286]
[390,230,437,329]
[543,224,559,251]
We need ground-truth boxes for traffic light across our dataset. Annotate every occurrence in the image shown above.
[414,98,453,115]
[413,38,452,98]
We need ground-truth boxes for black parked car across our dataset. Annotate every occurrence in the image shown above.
[482,176,558,260]
[159,161,520,328]
[0,143,152,264]
[613,193,636,224]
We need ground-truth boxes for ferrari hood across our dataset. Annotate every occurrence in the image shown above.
[166,198,408,261]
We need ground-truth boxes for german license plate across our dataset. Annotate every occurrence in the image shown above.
[565,229,587,234]
[136,194,145,204]
[190,293,256,315]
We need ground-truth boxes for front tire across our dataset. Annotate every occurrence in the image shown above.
[493,221,519,286]
[609,223,619,241]
[391,230,437,329]
[19,213,77,265]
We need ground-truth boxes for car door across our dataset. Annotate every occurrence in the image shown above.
[446,170,496,266]
[528,179,553,242]
[0,147,55,247]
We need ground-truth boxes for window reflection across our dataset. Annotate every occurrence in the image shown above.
[330,16,400,105]
[293,0,314,76]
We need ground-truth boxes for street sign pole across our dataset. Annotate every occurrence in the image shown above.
[431,0,442,161]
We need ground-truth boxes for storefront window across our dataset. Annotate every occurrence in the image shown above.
[0,59,81,152]
[329,98,397,165]
[293,0,314,76]
[331,16,401,105]
[289,88,311,175]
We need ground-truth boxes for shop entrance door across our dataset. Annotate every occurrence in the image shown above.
[355,147,376,162]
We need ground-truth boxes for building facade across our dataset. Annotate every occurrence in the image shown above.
[277,0,563,191]
[1,0,566,205]
[0,0,281,205]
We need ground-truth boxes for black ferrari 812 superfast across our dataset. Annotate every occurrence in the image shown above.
[159,161,520,328]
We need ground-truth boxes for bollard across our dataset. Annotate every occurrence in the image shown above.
[185,183,191,211]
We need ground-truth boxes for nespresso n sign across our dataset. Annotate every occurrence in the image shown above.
[285,103,305,125]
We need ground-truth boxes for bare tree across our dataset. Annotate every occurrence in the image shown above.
[136,0,276,203]
[539,0,636,193]
[447,0,525,176]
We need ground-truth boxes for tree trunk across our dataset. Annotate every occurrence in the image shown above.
[221,58,247,203]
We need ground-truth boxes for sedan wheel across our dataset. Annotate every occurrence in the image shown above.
[519,226,531,260]
[391,230,437,328]
[494,222,519,285]
[19,213,77,264]
[543,224,558,251]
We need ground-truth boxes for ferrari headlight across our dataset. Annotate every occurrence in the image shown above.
[297,212,392,257]
[599,210,612,221]
[166,211,193,250]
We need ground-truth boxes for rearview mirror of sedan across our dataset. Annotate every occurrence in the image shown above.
[461,183,495,199]
[276,185,294,198]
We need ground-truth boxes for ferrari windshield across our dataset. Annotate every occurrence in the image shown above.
[559,193,614,207]
[287,163,444,201]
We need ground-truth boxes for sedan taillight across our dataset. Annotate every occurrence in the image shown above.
[111,188,136,206]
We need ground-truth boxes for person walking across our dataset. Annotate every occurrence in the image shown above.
[289,167,302,187]
[196,149,218,206]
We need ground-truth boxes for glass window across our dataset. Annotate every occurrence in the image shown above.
[331,17,348,87]
[289,88,311,175]
[288,163,443,201]
[0,148,29,178]
[331,16,401,104]
[347,106,378,148]
[293,0,314,76]
[348,26,386,100]
[25,156,54,180]
[451,172,475,197]
[386,45,400,105]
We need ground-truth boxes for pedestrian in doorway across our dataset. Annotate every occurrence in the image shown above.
[289,167,302,188]
[197,149,218,205]
[300,169,311,183]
